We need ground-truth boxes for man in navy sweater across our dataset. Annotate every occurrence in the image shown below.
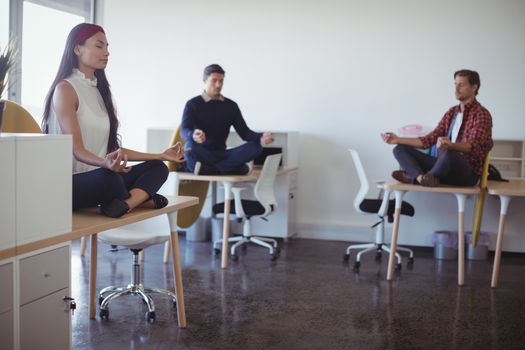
[181,64,274,175]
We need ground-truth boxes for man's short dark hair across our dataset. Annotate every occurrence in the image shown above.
[203,64,225,79]
[454,69,481,95]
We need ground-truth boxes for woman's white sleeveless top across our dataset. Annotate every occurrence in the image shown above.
[48,69,110,174]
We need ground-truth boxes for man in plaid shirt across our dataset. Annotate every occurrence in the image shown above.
[382,69,493,187]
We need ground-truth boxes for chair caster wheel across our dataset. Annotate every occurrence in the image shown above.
[407,257,414,270]
[353,261,360,271]
[213,248,221,256]
[146,311,155,323]
[98,296,104,306]
[231,254,239,261]
[275,246,281,254]
[395,263,402,271]
[172,299,177,308]
[100,309,109,320]
[343,253,350,263]
[270,252,279,261]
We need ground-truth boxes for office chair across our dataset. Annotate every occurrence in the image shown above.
[344,149,415,271]
[0,100,41,133]
[97,173,182,323]
[97,215,178,323]
[212,153,282,261]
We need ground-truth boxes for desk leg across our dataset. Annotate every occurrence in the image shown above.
[80,236,87,256]
[491,195,511,288]
[221,181,233,269]
[387,190,405,281]
[455,194,466,286]
[170,230,187,328]
[89,233,98,319]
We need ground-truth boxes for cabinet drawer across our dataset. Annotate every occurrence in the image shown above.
[0,310,14,350]
[0,262,13,313]
[20,288,70,350]
[19,246,69,305]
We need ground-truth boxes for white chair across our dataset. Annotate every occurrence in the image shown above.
[344,149,415,271]
[212,153,282,261]
[97,173,181,323]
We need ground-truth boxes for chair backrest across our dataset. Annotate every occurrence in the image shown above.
[254,153,282,209]
[348,149,370,215]
[471,153,491,245]
[0,100,41,133]
[164,124,209,228]
[166,125,184,172]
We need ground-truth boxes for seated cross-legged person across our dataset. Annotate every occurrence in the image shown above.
[181,64,274,175]
[381,69,493,187]
[42,24,187,218]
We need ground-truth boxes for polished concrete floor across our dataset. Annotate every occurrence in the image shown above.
[71,237,525,349]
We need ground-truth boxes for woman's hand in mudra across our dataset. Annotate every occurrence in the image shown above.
[104,149,132,173]
[161,142,188,163]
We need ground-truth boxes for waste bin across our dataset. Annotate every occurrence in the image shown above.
[186,217,210,242]
[433,230,458,260]
[211,217,242,243]
[465,231,490,260]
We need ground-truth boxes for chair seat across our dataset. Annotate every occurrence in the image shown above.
[213,200,272,217]
[359,199,415,223]
[98,229,170,250]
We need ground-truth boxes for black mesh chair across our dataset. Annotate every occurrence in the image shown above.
[212,154,282,261]
[343,149,415,271]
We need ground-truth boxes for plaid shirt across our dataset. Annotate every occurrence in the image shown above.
[419,99,493,175]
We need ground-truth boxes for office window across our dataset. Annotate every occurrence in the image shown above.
[6,0,93,118]
[21,2,85,119]
[0,0,8,49]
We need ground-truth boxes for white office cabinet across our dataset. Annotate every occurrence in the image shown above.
[147,127,175,153]
[0,261,14,350]
[15,134,72,245]
[490,139,525,179]
[249,170,298,238]
[20,287,70,350]
[0,136,16,252]
[18,245,71,350]
[0,134,73,350]
[19,246,70,305]
[0,310,14,350]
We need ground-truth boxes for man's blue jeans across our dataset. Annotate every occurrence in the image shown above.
[393,144,479,186]
[186,141,263,173]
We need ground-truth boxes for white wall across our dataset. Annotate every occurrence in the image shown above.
[97,0,525,251]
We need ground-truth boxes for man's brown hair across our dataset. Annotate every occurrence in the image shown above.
[454,69,481,96]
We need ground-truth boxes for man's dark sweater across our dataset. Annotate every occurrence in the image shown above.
[181,95,262,151]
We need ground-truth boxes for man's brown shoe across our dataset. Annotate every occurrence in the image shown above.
[391,170,412,184]
[420,173,440,187]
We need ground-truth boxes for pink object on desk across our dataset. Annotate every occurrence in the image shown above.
[398,124,425,136]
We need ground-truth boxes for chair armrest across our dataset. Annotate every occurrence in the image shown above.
[377,188,391,217]
[231,187,247,218]
[374,180,386,199]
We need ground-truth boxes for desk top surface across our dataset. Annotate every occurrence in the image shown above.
[487,179,525,197]
[3,195,198,259]
[177,166,298,182]
[382,181,480,194]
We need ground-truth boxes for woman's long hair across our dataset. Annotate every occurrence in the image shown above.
[41,23,120,153]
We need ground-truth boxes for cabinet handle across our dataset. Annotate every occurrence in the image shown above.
[63,296,77,315]
[289,193,294,199]
[42,272,50,278]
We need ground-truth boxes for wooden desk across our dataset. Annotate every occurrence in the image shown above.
[382,182,480,286]
[487,179,525,288]
[8,195,198,328]
[178,167,297,268]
